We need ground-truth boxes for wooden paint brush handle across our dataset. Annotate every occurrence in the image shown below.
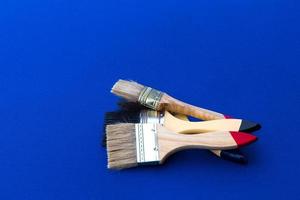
[160,94,227,120]
[175,114,224,157]
[175,114,222,156]
[164,111,241,133]
[111,80,229,120]
[157,125,242,162]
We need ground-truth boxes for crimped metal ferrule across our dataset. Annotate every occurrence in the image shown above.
[135,123,160,164]
[138,87,163,110]
[139,110,164,125]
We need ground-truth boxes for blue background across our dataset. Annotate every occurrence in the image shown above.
[1,0,299,199]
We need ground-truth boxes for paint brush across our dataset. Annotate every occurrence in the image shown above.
[107,101,250,164]
[106,123,257,169]
[102,109,248,164]
[111,79,260,130]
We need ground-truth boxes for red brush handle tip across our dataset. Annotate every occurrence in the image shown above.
[230,131,258,147]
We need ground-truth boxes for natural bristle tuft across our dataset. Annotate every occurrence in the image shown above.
[106,123,138,169]
[102,111,140,149]
[111,80,145,102]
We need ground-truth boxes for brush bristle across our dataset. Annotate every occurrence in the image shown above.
[106,123,138,169]
[102,111,141,148]
[105,111,141,125]
[111,80,144,102]
[117,100,144,111]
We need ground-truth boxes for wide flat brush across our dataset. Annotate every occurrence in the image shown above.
[113,101,250,163]
[111,79,261,130]
[103,109,248,164]
[106,123,257,169]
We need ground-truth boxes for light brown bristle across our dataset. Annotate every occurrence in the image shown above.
[111,80,145,102]
[106,123,138,169]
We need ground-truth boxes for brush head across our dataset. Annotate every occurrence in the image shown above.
[106,123,138,169]
[111,80,145,102]
[230,131,258,148]
[102,110,141,148]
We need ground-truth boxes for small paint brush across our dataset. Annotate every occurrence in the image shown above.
[111,79,260,130]
[106,123,257,169]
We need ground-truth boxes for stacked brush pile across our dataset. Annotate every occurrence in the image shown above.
[103,79,261,170]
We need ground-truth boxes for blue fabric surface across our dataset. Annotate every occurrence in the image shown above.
[1,0,299,199]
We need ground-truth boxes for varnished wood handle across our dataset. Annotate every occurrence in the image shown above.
[174,114,223,157]
[164,111,241,133]
[160,94,226,121]
[157,125,237,162]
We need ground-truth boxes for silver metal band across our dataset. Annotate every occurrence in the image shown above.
[135,123,160,164]
[138,87,163,110]
[139,110,164,125]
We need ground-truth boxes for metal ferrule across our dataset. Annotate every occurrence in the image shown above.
[138,87,163,110]
[139,110,164,125]
[135,123,160,164]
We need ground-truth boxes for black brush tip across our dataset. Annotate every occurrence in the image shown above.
[104,111,141,125]
[239,120,262,132]
[117,100,144,111]
[102,133,107,148]
[220,150,248,164]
